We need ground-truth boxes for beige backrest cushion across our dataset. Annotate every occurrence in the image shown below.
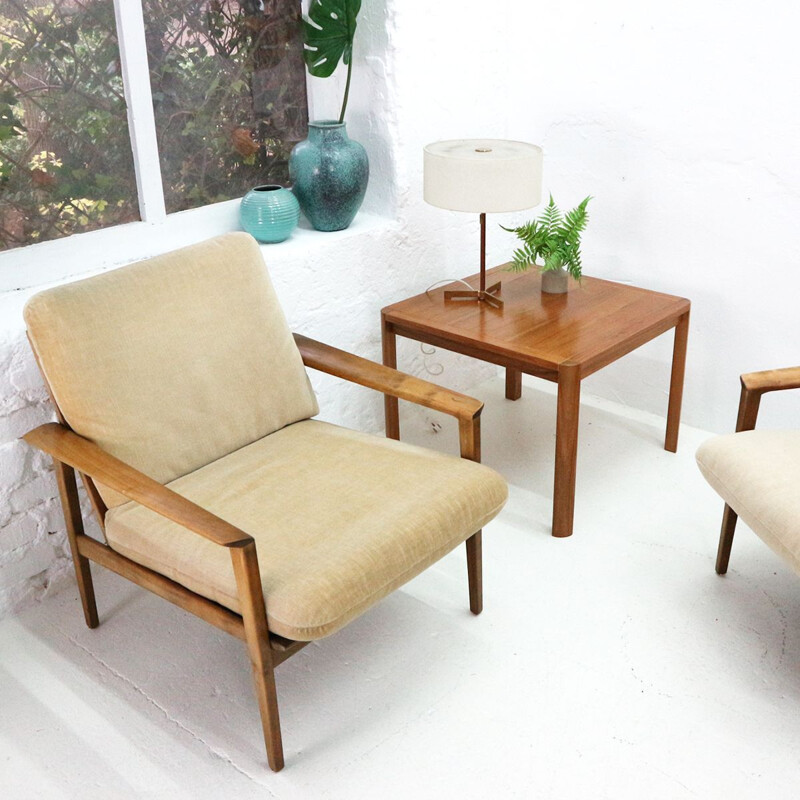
[24,232,318,506]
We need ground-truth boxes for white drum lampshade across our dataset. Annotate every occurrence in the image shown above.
[423,139,543,307]
[424,139,543,213]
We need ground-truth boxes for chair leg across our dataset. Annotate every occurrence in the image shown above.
[53,461,99,628]
[230,543,284,772]
[715,504,738,575]
[466,531,483,615]
[458,417,483,616]
[245,632,283,772]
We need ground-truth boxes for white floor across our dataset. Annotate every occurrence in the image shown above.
[2,375,800,799]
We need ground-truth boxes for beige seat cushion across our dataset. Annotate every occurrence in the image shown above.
[105,420,508,641]
[24,232,318,507]
[696,430,800,573]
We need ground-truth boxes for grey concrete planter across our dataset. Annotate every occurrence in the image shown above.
[541,267,569,294]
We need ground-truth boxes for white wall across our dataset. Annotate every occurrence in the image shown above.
[2,0,800,615]
[392,0,800,432]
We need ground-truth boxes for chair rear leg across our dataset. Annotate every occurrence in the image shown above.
[466,530,482,615]
[230,543,284,771]
[715,504,738,575]
[54,461,99,628]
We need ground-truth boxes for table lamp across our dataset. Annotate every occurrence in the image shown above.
[424,139,543,308]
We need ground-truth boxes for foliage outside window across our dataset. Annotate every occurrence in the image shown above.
[0,0,308,252]
[0,0,138,251]
[144,0,308,214]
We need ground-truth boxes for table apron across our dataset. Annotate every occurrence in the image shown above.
[389,312,686,383]
[387,324,559,382]
[578,313,686,378]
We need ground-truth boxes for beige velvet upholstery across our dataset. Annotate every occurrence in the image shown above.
[24,232,318,506]
[105,419,508,641]
[696,430,800,573]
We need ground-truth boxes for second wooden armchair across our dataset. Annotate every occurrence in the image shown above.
[22,232,508,771]
[697,366,800,575]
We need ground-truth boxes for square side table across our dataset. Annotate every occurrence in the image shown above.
[381,265,690,537]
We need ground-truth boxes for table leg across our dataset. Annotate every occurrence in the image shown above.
[505,368,522,400]
[665,309,690,453]
[553,361,581,538]
[381,317,400,440]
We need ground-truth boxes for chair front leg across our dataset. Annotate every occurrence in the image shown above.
[717,381,762,575]
[459,416,483,614]
[465,531,483,615]
[230,542,284,772]
[53,460,99,629]
[715,504,738,575]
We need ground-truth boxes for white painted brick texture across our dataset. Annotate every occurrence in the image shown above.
[0,307,72,613]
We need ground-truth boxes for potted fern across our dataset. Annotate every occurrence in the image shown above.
[502,195,591,293]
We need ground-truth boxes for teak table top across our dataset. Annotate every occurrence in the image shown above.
[382,265,691,379]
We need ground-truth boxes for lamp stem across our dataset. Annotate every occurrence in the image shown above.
[479,212,486,294]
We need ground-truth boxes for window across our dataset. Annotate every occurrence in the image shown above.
[144,0,308,213]
[0,0,138,250]
[0,0,308,252]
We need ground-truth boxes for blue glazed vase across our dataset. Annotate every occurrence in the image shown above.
[289,120,369,232]
[239,184,300,243]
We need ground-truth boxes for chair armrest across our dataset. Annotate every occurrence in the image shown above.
[741,366,800,394]
[294,333,483,423]
[23,423,253,548]
[735,367,800,433]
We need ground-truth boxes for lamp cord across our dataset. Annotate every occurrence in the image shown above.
[416,278,474,375]
[424,278,474,298]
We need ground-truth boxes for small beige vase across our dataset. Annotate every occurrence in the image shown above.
[541,267,569,294]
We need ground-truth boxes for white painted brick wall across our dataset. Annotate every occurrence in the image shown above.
[0,301,72,613]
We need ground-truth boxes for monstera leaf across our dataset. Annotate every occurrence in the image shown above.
[303,0,361,121]
[303,0,361,77]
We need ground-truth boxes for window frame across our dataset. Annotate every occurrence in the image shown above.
[0,0,314,291]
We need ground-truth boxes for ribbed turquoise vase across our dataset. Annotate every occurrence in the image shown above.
[239,185,300,243]
[289,120,369,232]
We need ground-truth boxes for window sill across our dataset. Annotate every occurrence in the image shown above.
[0,198,397,293]
[257,212,398,257]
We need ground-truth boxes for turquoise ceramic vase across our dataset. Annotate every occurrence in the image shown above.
[289,120,369,232]
[239,184,300,243]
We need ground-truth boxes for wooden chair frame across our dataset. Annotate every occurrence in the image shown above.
[24,333,485,772]
[715,365,800,575]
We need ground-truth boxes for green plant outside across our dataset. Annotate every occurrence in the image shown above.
[0,1,138,249]
[145,0,307,214]
[502,195,592,281]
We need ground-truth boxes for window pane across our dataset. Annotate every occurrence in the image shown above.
[144,0,308,214]
[0,0,138,251]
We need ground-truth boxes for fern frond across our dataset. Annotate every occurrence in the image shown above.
[560,196,591,243]
[541,195,562,235]
[542,249,566,272]
[507,243,536,272]
[502,220,540,246]
[565,243,583,280]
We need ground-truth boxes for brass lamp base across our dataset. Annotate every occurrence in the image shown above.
[443,212,504,309]
[444,281,504,309]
